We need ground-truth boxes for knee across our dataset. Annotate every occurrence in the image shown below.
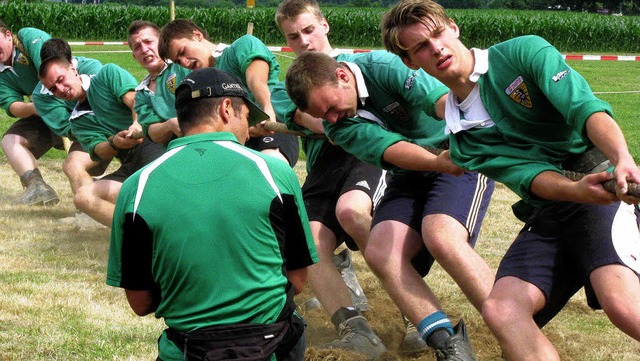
[335,204,370,232]
[362,240,388,275]
[422,233,452,260]
[482,296,514,331]
[599,292,639,322]
[73,184,93,210]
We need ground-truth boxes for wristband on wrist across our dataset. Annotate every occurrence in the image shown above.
[108,136,122,152]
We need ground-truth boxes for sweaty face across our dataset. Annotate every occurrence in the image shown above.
[40,61,83,101]
[305,82,358,124]
[130,27,164,73]
[280,12,331,56]
[167,36,212,70]
[397,20,462,80]
[0,30,14,65]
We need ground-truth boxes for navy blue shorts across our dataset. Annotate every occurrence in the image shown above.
[496,201,640,327]
[245,131,300,168]
[373,171,494,276]
[302,144,386,250]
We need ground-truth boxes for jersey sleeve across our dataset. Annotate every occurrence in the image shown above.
[324,116,407,170]
[18,28,51,69]
[230,35,280,83]
[32,83,73,138]
[134,90,161,137]
[101,63,139,103]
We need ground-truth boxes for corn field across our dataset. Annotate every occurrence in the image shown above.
[0,3,639,52]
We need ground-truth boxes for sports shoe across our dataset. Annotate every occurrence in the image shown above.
[15,177,59,206]
[433,319,477,361]
[320,315,386,359]
[399,314,428,355]
[333,248,369,311]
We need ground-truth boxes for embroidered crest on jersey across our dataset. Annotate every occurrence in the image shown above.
[552,69,570,82]
[383,102,410,122]
[505,76,532,109]
[404,72,419,90]
[166,73,177,94]
[15,52,29,66]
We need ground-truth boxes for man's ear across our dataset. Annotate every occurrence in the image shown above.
[193,30,203,42]
[335,67,349,84]
[219,98,232,124]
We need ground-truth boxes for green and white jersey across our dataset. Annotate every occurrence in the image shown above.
[135,62,190,138]
[32,56,103,139]
[448,35,612,207]
[0,27,50,116]
[107,132,317,360]
[323,51,449,173]
[70,63,138,159]
[213,34,280,102]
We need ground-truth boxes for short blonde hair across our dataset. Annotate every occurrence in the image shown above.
[275,0,324,32]
[381,0,450,59]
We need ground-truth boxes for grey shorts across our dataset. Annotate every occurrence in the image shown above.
[3,115,64,158]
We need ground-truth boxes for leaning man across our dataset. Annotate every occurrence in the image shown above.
[106,67,318,361]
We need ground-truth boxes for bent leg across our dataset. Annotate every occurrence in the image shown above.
[422,214,493,312]
[590,264,640,341]
[74,179,122,226]
[482,276,559,361]
[335,189,372,251]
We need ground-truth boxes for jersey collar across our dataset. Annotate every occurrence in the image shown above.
[340,61,369,107]
[469,48,489,83]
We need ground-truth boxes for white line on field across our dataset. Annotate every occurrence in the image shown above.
[593,90,640,94]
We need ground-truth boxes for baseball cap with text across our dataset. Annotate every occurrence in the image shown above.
[175,67,269,126]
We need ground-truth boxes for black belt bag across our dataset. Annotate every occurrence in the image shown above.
[166,314,304,361]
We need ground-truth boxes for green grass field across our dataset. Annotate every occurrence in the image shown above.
[0,47,639,360]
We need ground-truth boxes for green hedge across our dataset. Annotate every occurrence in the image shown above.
[1,3,639,52]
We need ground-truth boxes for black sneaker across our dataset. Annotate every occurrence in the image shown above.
[433,319,477,361]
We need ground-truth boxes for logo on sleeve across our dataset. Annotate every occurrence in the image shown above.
[404,72,419,90]
[166,74,177,94]
[505,75,532,109]
[552,69,570,82]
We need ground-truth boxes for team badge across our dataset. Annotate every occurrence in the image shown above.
[166,74,177,94]
[505,75,532,109]
[383,102,410,122]
[15,53,29,66]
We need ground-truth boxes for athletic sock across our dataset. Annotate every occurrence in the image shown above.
[417,310,454,349]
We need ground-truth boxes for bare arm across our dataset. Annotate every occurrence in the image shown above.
[9,101,37,118]
[125,289,160,316]
[287,267,308,295]
[531,112,640,205]
[294,110,325,134]
[122,91,142,137]
[147,117,182,144]
[383,141,464,175]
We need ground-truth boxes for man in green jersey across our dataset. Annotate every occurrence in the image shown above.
[128,20,190,146]
[273,1,389,357]
[286,50,495,361]
[35,38,110,223]
[0,21,61,205]
[382,0,640,359]
[39,42,164,227]
[107,67,317,361]
[158,19,299,167]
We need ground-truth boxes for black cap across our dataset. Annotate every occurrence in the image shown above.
[175,67,269,126]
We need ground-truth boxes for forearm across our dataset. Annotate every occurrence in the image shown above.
[585,112,633,166]
[148,118,180,145]
[383,141,462,175]
[9,101,37,118]
[296,111,325,134]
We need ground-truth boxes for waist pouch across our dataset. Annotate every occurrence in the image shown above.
[166,314,304,361]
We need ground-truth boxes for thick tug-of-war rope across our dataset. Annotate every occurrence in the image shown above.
[137,122,640,197]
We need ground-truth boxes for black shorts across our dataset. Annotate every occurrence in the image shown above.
[373,170,494,276]
[3,115,64,159]
[245,132,300,168]
[102,139,164,183]
[301,144,386,250]
[496,201,640,327]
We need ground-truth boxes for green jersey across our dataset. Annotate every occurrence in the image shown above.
[135,62,190,138]
[107,132,317,360]
[323,51,449,173]
[32,56,103,138]
[70,63,138,159]
[447,35,612,208]
[0,27,50,116]
[213,34,280,103]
